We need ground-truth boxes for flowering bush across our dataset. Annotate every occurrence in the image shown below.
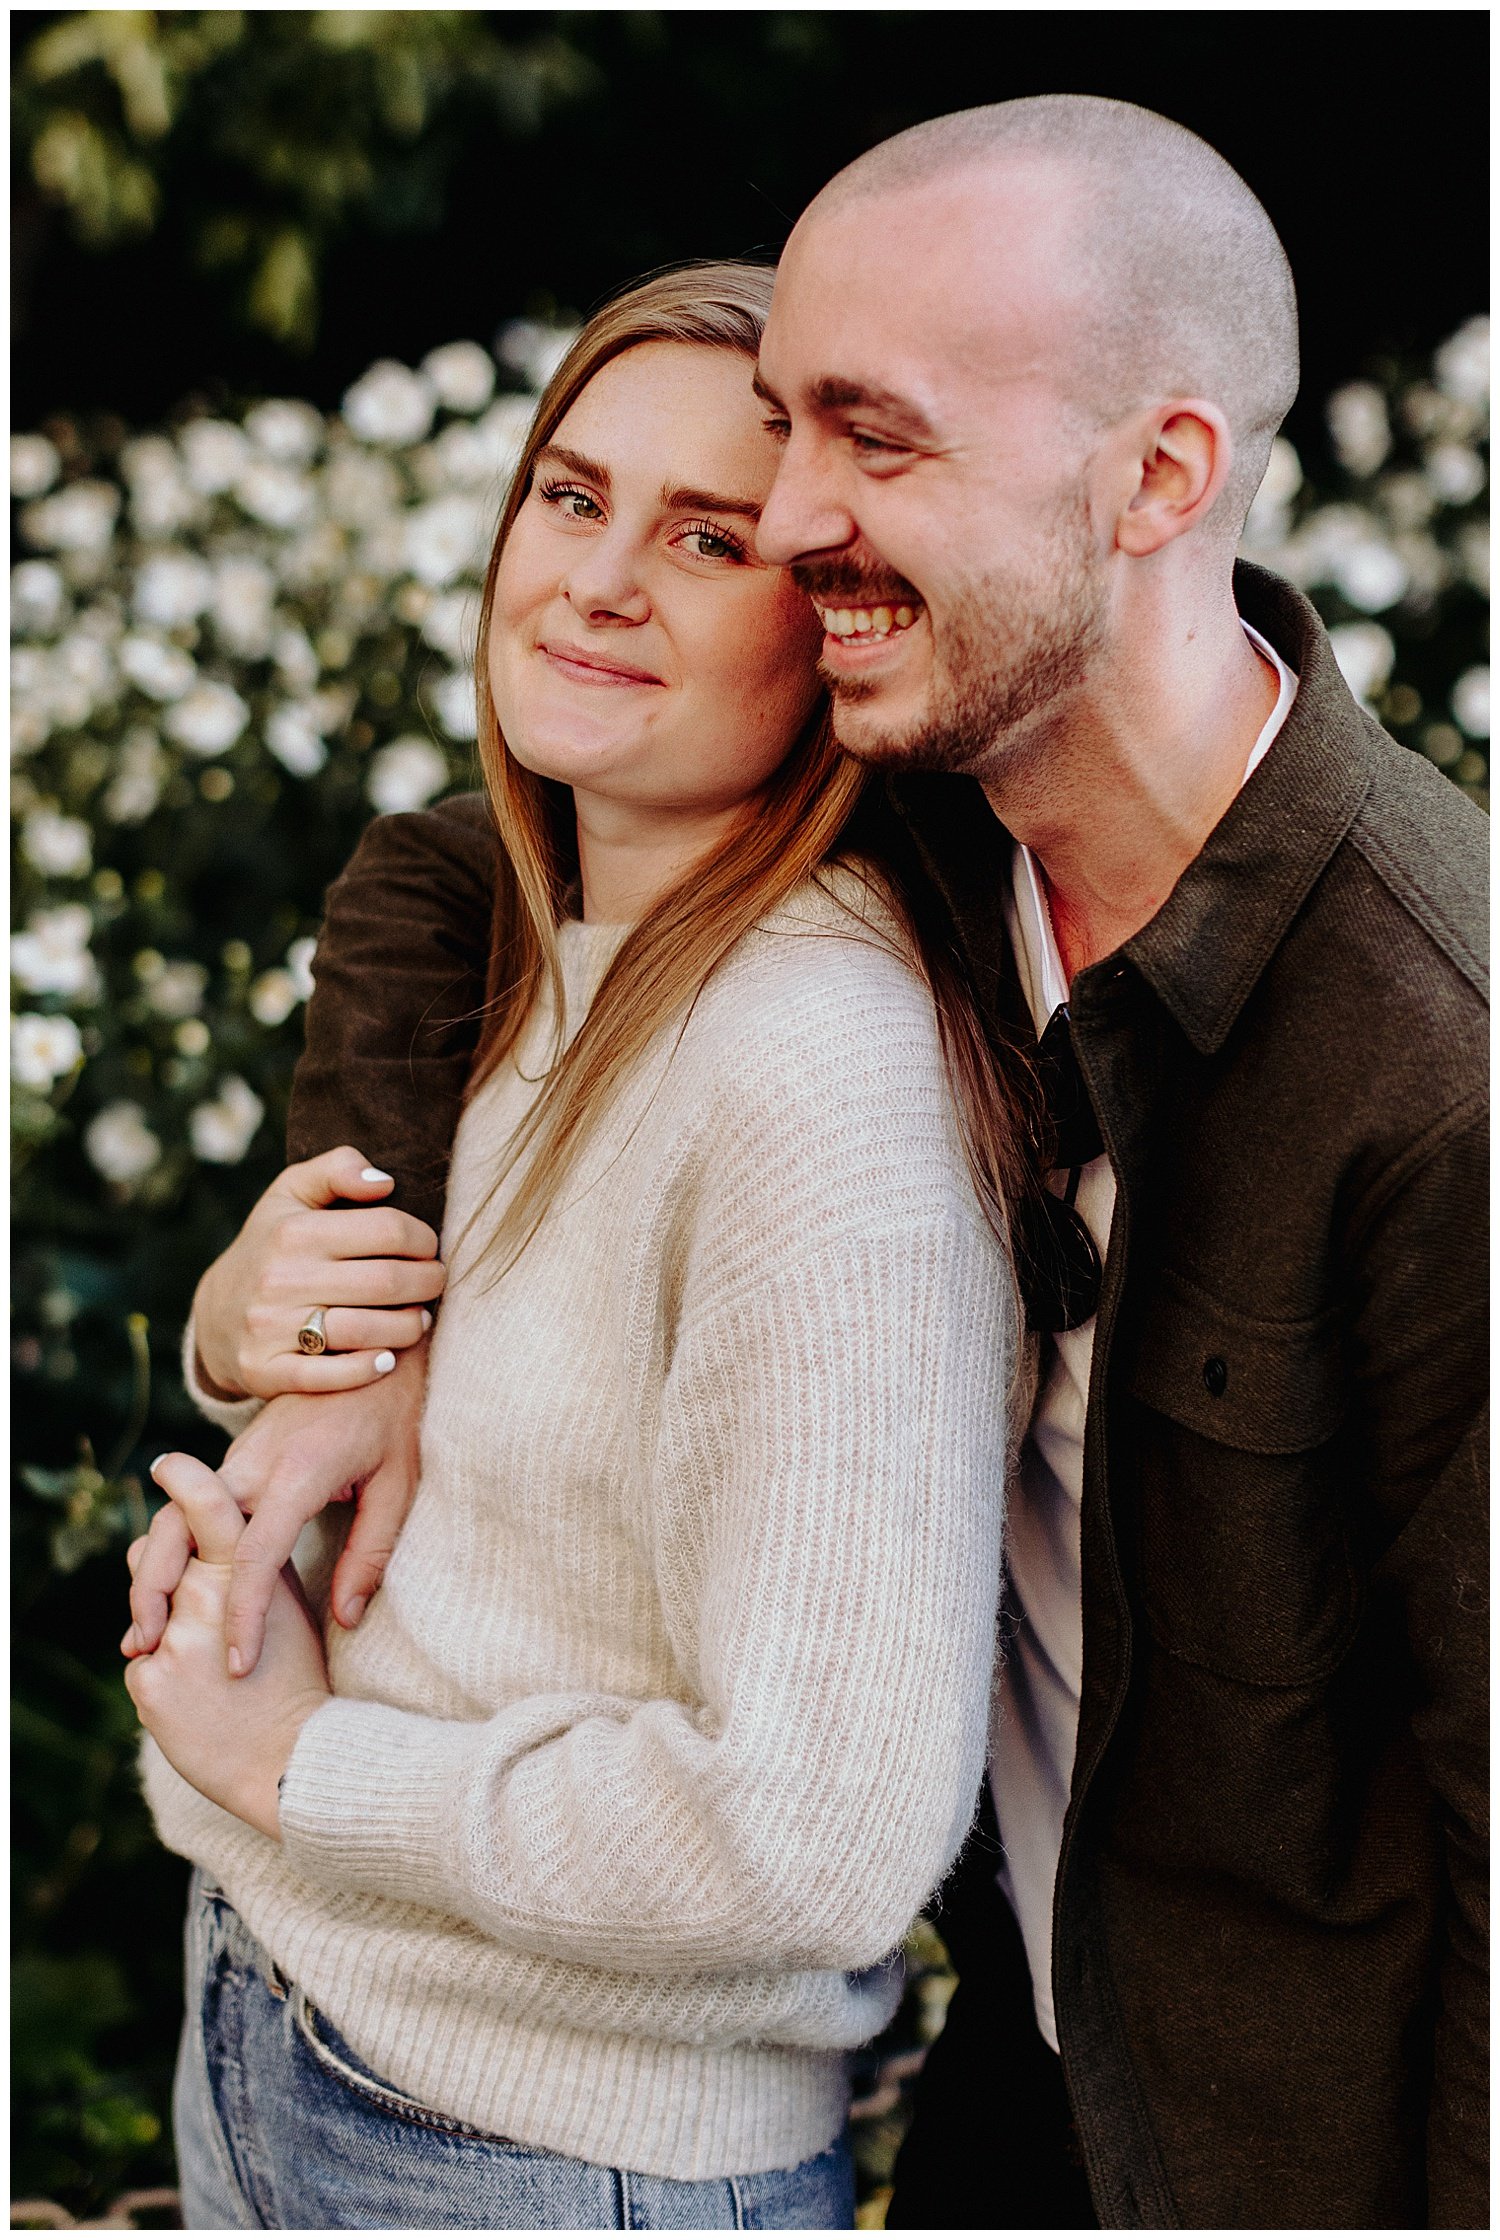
[9,317,1487,2215]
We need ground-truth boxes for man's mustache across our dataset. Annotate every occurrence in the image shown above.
[790,559,923,609]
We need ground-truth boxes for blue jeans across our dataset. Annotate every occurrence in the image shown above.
[174,1874,856,2229]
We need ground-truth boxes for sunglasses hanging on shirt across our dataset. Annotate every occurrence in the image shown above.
[1021,1004,1105,1336]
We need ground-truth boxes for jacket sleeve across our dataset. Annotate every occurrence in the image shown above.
[286,792,499,1236]
[1352,1095,1488,2227]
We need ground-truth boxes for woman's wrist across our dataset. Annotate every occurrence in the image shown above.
[190,1261,250,1402]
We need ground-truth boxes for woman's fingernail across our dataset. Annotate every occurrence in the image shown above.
[420,1308,433,1331]
[374,1350,396,1375]
[227,1647,244,1677]
[361,1167,393,1184]
[344,1594,368,1626]
[149,1454,170,1481]
[123,1625,141,1654]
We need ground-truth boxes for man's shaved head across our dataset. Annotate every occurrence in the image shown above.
[809,95,1299,534]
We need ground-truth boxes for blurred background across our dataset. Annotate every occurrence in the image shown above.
[11,11,1489,2227]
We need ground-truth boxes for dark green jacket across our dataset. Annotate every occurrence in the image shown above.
[287,564,1487,2227]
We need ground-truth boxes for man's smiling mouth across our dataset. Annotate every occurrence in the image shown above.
[816,600,924,642]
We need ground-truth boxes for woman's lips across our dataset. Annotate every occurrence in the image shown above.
[539,642,664,687]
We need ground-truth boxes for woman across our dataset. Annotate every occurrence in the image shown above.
[126,262,1035,2231]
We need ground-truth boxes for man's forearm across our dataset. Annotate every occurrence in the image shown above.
[288,792,498,1235]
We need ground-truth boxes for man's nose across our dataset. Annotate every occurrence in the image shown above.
[756,435,857,568]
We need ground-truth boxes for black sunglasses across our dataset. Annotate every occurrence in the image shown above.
[1021,1003,1105,1336]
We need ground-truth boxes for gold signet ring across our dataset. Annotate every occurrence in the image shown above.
[296,1308,329,1356]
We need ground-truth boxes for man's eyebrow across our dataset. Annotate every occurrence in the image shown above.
[809,376,935,436]
[661,482,762,522]
[533,442,610,487]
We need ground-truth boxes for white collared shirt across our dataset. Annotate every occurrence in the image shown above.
[991,620,1298,2050]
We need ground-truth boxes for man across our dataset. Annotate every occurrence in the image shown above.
[172,98,1488,2225]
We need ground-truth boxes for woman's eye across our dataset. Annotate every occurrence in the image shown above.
[676,522,749,563]
[539,480,604,520]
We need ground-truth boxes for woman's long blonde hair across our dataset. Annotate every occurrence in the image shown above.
[461,260,1045,1284]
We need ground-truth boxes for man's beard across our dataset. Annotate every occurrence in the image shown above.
[814,493,1106,780]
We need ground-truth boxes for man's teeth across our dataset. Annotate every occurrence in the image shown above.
[819,603,920,639]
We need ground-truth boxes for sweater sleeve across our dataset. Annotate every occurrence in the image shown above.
[278,952,1015,1977]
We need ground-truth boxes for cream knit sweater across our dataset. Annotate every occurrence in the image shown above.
[144,870,1016,2181]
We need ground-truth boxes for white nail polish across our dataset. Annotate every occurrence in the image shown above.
[361,1167,393,1184]
[374,1351,397,1374]
[149,1453,170,1475]
[420,1308,433,1331]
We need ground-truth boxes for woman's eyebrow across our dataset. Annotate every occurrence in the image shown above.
[660,482,763,521]
[534,442,610,486]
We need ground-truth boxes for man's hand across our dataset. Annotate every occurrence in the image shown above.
[124,1339,428,1676]
[191,1145,446,1400]
[124,1453,331,1841]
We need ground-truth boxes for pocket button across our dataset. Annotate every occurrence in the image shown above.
[1202,1354,1228,1398]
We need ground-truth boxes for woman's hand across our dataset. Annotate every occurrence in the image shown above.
[125,1338,429,1676]
[124,1453,331,1841]
[191,1146,447,1401]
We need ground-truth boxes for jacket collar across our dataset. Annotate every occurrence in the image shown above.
[888,563,1375,1057]
[1117,562,1374,1054]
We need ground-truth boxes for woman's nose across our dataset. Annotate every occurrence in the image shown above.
[561,533,651,625]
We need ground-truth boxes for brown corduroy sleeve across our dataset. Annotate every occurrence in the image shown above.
[286,792,499,1237]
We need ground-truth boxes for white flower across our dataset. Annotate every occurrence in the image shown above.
[121,434,200,535]
[248,967,300,1026]
[190,1074,264,1164]
[1457,523,1489,597]
[343,360,436,448]
[495,318,576,390]
[1451,666,1489,739]
[11,904,101,1000]
[1330,539,1409,614]
[210,557,277,658]
[1423,443,1486,508]
[421,341,496,415]
[1327,382,1391,478]
[324,447,403,530]
[11,1012,83,1089]
[265,703,329,776]
[428,668,478,741]
[134,550,215,629]
[420,587,479,664]
[402,491,490,587]
[179,419,250,495]
[1327,621,1396,706]
[1378,471,1436,531]
[12,560,68,637]
[272,626,320,694]
[235,459,315,530]
[11,433,61,499]
[102,727,166,824]
[146,960,208,1019]
[85,1100,161,1185]
[1433,317,1489,409]
[368,734,450,814]
[436,396,536,490]
[21,481,120,555]
[285,936,317,1000]
[120,633,197,702]
[22,809,92,878]
[245,398,323,465]
[164,681,249,756]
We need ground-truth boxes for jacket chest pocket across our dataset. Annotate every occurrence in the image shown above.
[1123,1270,1358,1686]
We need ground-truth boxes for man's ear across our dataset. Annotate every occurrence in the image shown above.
[1115,401,1233,557]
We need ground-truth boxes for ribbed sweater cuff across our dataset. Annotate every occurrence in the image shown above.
[179,1313,263,1440]
[279,1695,472,1903]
